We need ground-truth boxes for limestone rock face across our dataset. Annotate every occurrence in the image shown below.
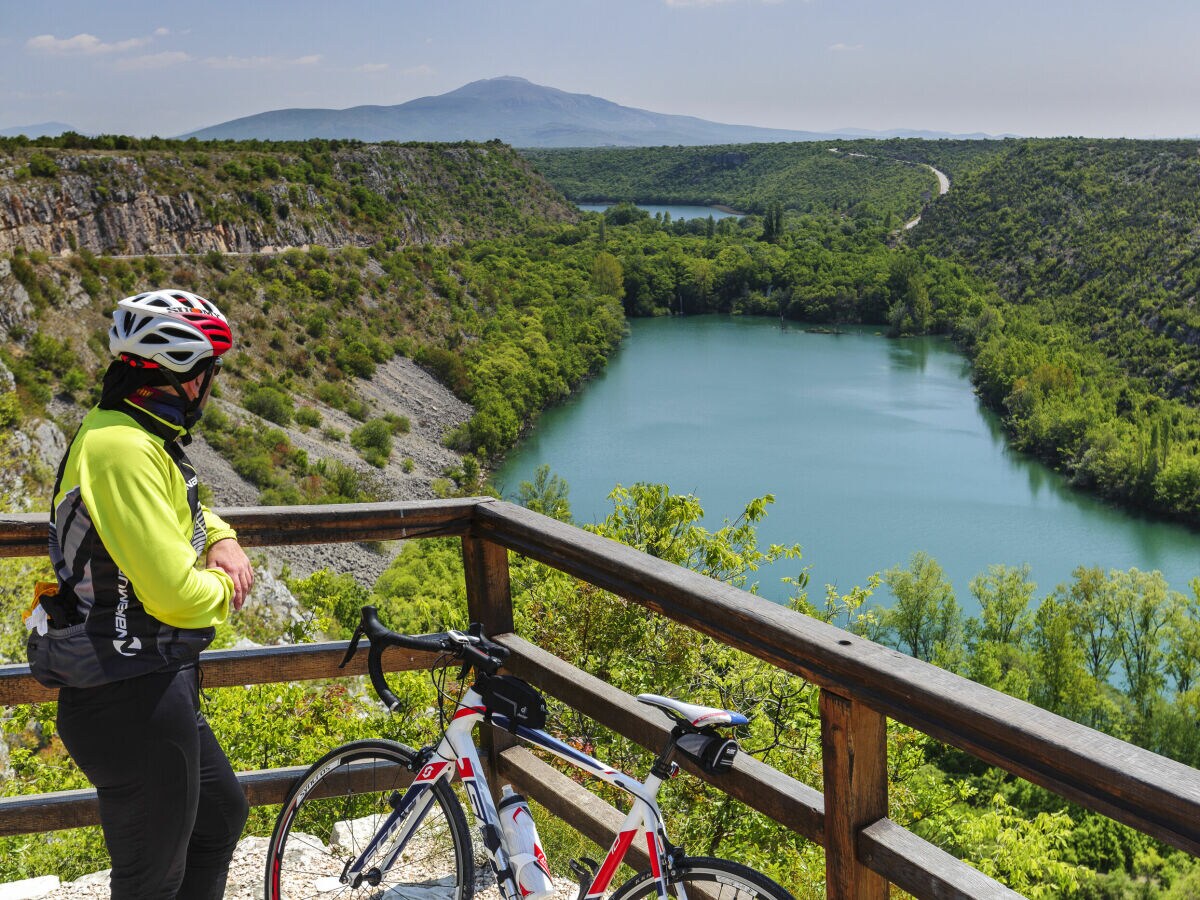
[0,145,576,258]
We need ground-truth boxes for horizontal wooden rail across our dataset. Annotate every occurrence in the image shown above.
[0,631,1019,897]
[859,820,1023,900]
[0,498,483,558]
[0,636,445,707]
[472,500,1200,856]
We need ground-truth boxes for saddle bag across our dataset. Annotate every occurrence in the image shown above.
[676,731,739,774]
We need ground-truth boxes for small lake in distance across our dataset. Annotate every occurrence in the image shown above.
[494,316,1200,615]
[575,202,742,221]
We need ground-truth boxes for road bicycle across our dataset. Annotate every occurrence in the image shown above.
[264,605,795,900]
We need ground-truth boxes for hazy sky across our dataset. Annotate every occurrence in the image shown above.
[3,0,1198,139]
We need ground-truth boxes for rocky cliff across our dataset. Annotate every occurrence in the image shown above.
[0,142,577,256]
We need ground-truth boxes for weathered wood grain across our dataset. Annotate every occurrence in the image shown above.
[859,819,1024,900]
[0,641,444,707]
[821,690,888,900]
[0,499,483,558]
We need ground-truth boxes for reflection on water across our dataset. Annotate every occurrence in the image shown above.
[887,336,932,373]
[495,316,1200,612]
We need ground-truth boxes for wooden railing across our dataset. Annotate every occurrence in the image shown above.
[3,498,1199,900]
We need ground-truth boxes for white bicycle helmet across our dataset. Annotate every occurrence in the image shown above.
[108,289,233,374]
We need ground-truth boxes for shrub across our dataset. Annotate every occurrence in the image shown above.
[243,384,295,425]
[383,413,411,435]
[414,345,470,397]
[295,406,322,428]
[350,418,393,468]
[28,153,59,178]
[335,341,376,378]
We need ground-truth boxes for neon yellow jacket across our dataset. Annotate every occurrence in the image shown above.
[54,403,236,628]
[31,401,237,688]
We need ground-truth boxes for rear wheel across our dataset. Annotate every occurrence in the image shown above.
[609,856,794,900]
[264,739,475,900]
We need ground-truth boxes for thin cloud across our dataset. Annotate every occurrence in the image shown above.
[27,32,153,55]
[401,64,434,77]
[114,51,192,71]
[204,54,322,70]
[828,42,864,52]
[356,63,389,73]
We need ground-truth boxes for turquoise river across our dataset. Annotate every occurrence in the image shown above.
[494,316,1200,613]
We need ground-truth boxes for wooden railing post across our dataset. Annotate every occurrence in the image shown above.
[820,688,889,900]
[462,534,517,800]
[463,534,514,635]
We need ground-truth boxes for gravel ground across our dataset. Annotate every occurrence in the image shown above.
[22,826,569,900]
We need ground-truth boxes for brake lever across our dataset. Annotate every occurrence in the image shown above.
[446,630,473,681]
[338,624,365,669]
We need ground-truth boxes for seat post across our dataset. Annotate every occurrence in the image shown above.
[649,724,685,780]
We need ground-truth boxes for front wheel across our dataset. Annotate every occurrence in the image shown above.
[609,856,795,900]
[264,739,475,900]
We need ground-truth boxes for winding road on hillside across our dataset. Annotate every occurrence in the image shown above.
[904,163,950,229]
[827,147,950,229]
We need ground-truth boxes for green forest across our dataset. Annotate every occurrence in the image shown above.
[522,142,942,221]
[3,135,1200,897]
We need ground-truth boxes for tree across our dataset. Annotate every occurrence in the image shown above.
[1104,568,1179,733]
[517,464,572,523]
[1065,566,1120,684]
[1164,581,1200,695]
[1029,595,1094,719]
[881,552,963,665]
[966,564,1036,696]
[969,564,1035,646]
[761,203,784,243]
[590,251,625,300]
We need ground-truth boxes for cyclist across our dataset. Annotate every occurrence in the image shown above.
[26,289,253,900]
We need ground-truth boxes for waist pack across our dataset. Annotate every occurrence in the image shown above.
[483,675,548,730]
[676,731,739,774]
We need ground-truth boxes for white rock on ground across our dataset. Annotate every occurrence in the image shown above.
[0,876,61,900]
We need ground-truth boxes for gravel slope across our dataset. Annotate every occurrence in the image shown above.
[195,355,473,588]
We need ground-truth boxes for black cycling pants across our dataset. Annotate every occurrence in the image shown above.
[57,666,249,900]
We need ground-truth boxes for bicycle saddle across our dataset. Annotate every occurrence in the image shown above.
[636,694,749,728]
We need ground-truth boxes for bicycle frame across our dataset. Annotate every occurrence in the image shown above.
[343,684,675,900]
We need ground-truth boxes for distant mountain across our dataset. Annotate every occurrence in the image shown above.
[181,77,1000,147]
[0,121,76,138]
[833,127,1017,140]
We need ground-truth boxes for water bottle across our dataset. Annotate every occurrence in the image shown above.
[497,785,555,900]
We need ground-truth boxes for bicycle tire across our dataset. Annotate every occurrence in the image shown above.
[264,739,475,900]
[609,856,795,900]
